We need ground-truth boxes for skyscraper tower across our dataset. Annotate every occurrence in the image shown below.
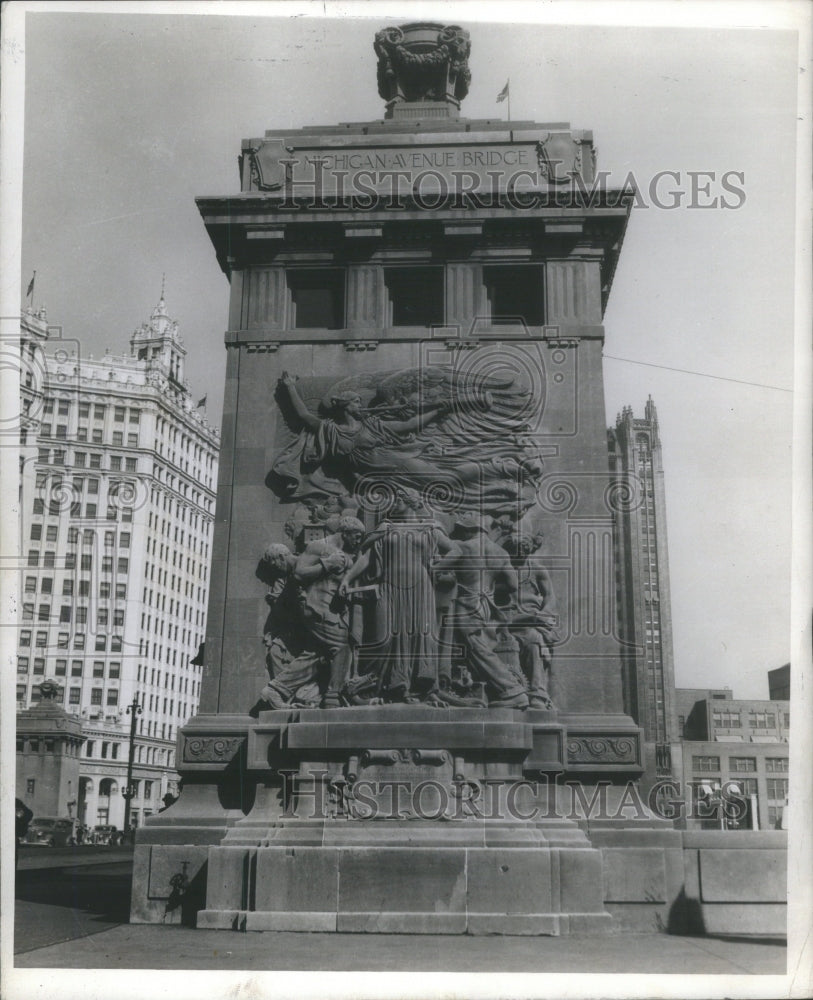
[608,398,679,792]
[16,292,219,829]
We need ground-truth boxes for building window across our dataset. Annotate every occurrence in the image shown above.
[69,687,80,705]
[71,660,82,676]
[75,452,87,467]
[79,402,90,419]
[766,757,789,773]
[766,778,789,801]
[100,582,111,598]
[62,579,74,596]
[484,265,544,326]
[117,558,129,574]
[20,629,31,647]
[18,656,29,673]
[33,658,45,674]
[385,267,444,327]
[40,577,53,594]
[38,604,50,621]
[749,711,776,730]
[109,661,120,679]
[288,269,344,329]
[23,602,34,620]
[57,632,69,649]
[90,454,101,469]
[110,456,122,471]
[85,740,94,756]
[30,524,42,541]
[94,404,106,420]
[107,689,119,707]
[692,755,720,772]
[729,757,756,772]
[27,550,39,567]
[112,431,123,446]
[73,633,86,649]
[91,689,103,706]
[111,636,122,652]
[733,777,758,796]
[59,605,72,623]
[767,806,784,828]
[55,659,67,676]
[114,406,125,422]
[125,457,137,472]
[93,661,105,678]
[95,635,107,651]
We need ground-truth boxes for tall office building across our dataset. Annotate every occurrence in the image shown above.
[16,294,219,830]
[608,398,679,793]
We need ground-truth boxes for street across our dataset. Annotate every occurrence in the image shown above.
[14,846,134,955]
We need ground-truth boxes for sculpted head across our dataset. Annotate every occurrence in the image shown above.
[262,542,294,573]
[517,531,544,557]
[330,391,363,418]
[338,515,365,553]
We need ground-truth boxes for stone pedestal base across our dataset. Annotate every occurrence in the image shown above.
[199,842,611,936]
[131,705,650,932]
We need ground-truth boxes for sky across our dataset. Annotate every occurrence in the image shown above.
[15,4,800,699]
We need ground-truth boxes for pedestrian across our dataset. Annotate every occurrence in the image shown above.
[15,798,33,867]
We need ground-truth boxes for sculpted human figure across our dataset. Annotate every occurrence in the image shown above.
[433,512,530,709]
[272,370,539,515]
[340,488,452,703]
[277,371,454,484]
[257,543,322,710]
[294,515,366,707]
[511,533,562,710]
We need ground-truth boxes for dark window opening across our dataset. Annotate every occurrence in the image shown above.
[386,267,444,327]
[484,266,544,326]
[289,270,344,329]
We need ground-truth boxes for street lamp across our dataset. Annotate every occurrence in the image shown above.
[122,694,142,833]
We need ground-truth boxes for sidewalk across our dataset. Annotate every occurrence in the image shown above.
[13,849,786,974]
[14,924,787,973]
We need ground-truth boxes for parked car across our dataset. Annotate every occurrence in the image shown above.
[91,824,118,845]
[24,817,74,847]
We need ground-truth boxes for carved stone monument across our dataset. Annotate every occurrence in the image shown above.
[131,22,678,934]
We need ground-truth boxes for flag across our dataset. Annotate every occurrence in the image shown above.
[26,273,35,298]
[197,395,207,408]
[496,80,509,103]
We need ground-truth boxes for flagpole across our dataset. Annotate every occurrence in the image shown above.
[507,80,511,122]
[28,270,36,310]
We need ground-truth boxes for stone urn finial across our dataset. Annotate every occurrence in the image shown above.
[38,678,61,701]
[374,22,471,119]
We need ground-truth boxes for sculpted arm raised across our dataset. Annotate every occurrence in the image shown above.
[279,372,322,432]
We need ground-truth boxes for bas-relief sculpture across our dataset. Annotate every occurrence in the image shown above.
[255,366,562,712]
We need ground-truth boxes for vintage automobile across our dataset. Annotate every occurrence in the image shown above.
[24,817,74,847]
[91,824,126,845]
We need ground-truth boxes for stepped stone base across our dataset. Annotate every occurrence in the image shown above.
[130,705,657,932]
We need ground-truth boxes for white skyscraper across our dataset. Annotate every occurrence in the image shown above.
[16,294,220,830]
